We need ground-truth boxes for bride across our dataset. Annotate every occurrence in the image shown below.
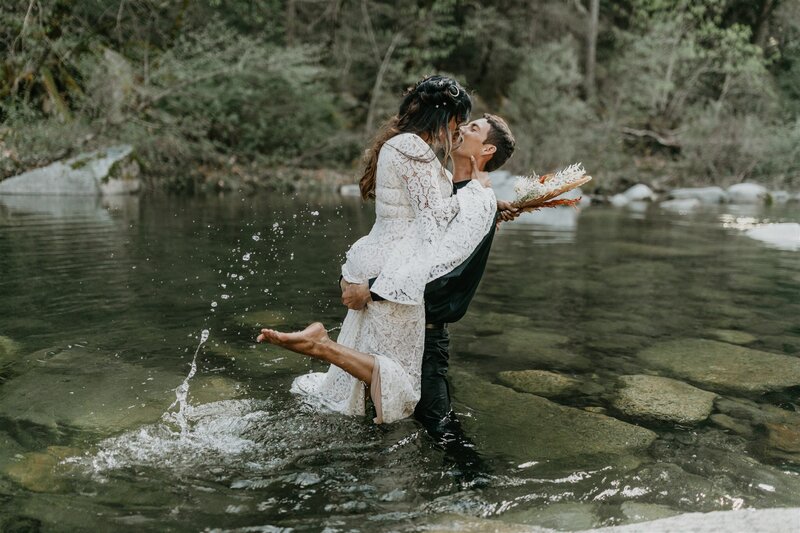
[257,75,497,423]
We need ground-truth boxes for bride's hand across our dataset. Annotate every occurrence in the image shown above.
[470,156,492,188]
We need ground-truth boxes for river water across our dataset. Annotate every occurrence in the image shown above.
[0,190,798,532]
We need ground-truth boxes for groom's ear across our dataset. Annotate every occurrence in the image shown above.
[482,143,497,156]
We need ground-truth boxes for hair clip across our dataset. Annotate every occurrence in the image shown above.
[448,85,460,98]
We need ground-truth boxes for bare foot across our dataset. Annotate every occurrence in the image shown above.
[256,322,330,358]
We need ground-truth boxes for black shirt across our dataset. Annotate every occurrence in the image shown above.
[369,179,497,324]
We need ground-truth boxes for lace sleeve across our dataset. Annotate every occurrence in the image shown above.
[369,134,459,304]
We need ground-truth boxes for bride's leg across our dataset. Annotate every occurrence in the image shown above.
[257,322,375,384]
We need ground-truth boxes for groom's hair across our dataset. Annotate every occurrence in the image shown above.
[483,114,515,172]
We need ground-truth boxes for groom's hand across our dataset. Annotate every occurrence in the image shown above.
[341,281,372,310]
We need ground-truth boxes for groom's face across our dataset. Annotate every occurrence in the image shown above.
[454,118,495,159]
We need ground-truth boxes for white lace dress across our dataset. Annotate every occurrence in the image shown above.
[291,133,496,423]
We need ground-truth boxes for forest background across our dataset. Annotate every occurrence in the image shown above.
[1,0,799,194]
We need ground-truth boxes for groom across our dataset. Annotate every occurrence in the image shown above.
[341,113,517,439]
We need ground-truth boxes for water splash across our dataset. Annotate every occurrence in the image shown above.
[163,329,209,435]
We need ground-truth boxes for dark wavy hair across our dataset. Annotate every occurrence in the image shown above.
[360,75,472,200]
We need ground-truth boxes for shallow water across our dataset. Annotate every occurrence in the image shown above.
[0,192,798,532]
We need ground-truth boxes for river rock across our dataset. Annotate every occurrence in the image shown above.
[4,446,81,492]
[705,328,757,345]
[612,375,717,425]
[727,182,768,204]
[637,339,800,394]
[610,193,630,207]
[0,145,139,196]
[623,184,657,202]
[769,190,791,204]
[593,508,800,533]
[744,223,800,252]
[500,502,599,530]
[188,376,244,405]
[0,345,182,431]
[0,335,20,364]
[709,413,754,437]
[339,184,361,196]
[659,198,701,213]
[451,370,657,463]
[497,370,582,398]
[763,422,800,453]
[668,186,728,204]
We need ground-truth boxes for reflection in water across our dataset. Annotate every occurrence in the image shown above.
[0,192,798,531]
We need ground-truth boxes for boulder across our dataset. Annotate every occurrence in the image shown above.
[452,370,657,464]
[611,375,717,425]
[339,184,361,197]
[623,184,657,202]
[637,339,800,394]
[497,370,582,398]
[659,198,701,213]
[610,193,630,207]
[744,223,800,252]
[668,186,728,204]
[727,182,768,204]
[0,145,139,196]
[592,508,800,533]
[769,190,791,204]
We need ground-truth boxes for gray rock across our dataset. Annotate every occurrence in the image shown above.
[452,370,657,463]
[623,184,657,202]
[339,184,361,196]
[769,190,791,204]
[637,339,800,394]
[612,375,717,425]
[610,193,630,207]
[497,370,582,398]
[659,198,701,213]
[668,186,728,204]
[744,223,800,252]
[500,502,600,530]
[727,182,768,204]
[0,145,139,196]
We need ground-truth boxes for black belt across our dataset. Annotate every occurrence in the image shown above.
[425,323,448,331]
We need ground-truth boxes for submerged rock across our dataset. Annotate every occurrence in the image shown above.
[727,182,768,204]
[452,370,657,463]
[4,445,81,492]
[668,186,728,204]
[637,339,800,394]
[623,184,657,202]
[705,328,757,345]
[619,502,681,524]
[659,198,701,213]
[497,370,582,398]
[0,335,20,365]
[0,145,139,196]
[611,375,717,425]
[500,502,600,530]
[0,346,182,431]
[709,413,754,437]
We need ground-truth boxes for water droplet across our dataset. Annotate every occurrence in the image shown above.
[252,234,261,241]
[242,253,251,261]
[221,294,230,300]
[210,301,218,308]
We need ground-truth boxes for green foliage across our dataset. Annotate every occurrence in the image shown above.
[1,0,799,190]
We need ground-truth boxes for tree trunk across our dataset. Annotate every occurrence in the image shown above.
[754,0,776,48]
[286,0,296,45]
[585,0,599,101]
[365,32,403,136]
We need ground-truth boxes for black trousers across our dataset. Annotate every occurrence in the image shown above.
[414,327,453,436]
[413,327,489,482]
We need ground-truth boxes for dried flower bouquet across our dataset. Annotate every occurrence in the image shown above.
[511,163,592,212]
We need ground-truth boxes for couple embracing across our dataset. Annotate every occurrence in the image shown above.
[258,75,517,439]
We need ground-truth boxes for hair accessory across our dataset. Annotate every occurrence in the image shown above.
[448,85,460,98]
